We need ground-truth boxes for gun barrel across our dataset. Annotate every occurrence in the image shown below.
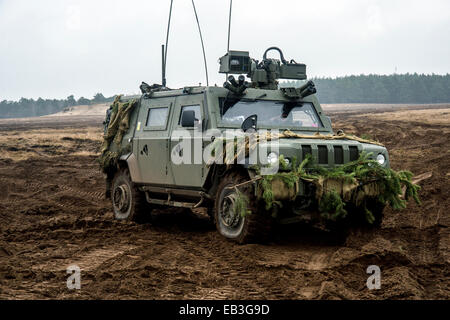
[228,75,239,87]
[299,81,316,98]
[224,82,240,94]
[238,75,245,86]
[297,80,313,92]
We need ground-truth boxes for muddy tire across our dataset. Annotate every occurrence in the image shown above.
[111,169,151,223]
[214,171,272,244]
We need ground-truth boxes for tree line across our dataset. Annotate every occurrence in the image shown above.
[283,73,450,104]
[0,93,114,119]
[1,73,449,118]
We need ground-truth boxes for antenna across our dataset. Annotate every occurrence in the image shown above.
[191,0,209,86]
[227,0,233,53]
[162,44,165,86]
[226,0,233,80]
[162,0,174,87]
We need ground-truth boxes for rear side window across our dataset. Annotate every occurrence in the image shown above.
[146,107,168,127]
[179,105,201,125]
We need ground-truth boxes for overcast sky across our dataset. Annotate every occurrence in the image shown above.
[0,0,449,101]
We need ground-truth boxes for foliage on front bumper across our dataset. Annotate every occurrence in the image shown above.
[255,153,421,224]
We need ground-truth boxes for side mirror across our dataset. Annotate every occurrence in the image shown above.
[181,110,196,127]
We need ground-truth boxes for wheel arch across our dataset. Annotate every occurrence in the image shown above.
[203,164,256,197]
[105,158,130,199]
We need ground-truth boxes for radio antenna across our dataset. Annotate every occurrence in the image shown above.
[226,0,233,81]
[162,0,173,87]
[227,0,233,53]
[191,0,209,86]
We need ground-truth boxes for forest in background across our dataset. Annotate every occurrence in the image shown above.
[283,73,450,104]
[0,93,114,119]
[1,74,449,118]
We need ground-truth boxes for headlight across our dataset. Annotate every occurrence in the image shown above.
[376,153,386,165]
[283,157,290,166]
[267,152,279,165]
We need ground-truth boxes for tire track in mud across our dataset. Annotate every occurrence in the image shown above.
[149,235,340,299]
[56,184,105,201]
[0,177,105,201]
[0,175,106,219]
[32,244,137,273]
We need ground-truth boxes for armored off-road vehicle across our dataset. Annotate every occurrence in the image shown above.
[101,47,391,243]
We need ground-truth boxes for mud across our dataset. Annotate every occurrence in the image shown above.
[0,105,448,299]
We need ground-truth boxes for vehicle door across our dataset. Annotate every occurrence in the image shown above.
[134,97,174,185]
[168,94,205,188]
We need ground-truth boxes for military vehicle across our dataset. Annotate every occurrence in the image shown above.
[100,46,395,243]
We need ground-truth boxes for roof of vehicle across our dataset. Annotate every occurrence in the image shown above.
[121,86,318,104]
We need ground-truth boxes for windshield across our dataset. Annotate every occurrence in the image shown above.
[220,99,323,129]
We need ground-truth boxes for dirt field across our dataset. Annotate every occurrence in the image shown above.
[0,104,448,300]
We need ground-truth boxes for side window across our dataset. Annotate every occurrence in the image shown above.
[146,107,169,129]
[179,105,201,126]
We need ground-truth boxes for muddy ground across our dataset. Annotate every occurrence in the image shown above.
[0,104,448,300]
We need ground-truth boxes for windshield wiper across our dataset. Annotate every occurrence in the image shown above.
[282,102,303,118]
[221,93,240,116]
[249,93,267,102]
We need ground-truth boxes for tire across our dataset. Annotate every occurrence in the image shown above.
[111,168,151,223]
[214,171,272,244]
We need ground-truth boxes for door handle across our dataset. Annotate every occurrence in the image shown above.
[141,144,149,156]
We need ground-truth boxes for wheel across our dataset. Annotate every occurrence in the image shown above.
[214,171,272,244]
[111,168,151,223]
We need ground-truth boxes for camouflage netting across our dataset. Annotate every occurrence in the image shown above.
[208,130,384,165]
[256,153,421,223]
[209,132,419,223]
[99,95,138,173]
[277,130,385,147]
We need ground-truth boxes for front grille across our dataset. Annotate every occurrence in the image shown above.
[334,146,344,164]
[349,146,359,161]
[298,144,359,166]
[318,146,328,164]
[302,145,312,160]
